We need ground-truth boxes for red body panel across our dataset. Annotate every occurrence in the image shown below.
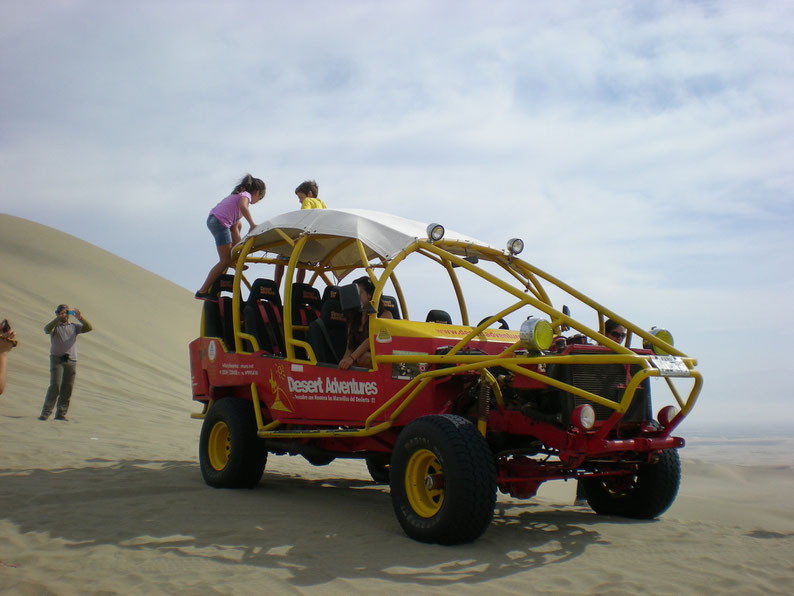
[190,336,467,426]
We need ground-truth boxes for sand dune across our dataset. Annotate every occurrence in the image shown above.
[1,213,792,594]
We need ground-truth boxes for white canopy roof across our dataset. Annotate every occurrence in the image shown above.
[244,209,490,270]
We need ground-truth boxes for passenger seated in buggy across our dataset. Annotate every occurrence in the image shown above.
[338,276,393,370]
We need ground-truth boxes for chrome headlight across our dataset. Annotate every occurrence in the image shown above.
[643,326,674,355]
[426,223,445,242]
[519,316,553,351]
[507,238,524,255]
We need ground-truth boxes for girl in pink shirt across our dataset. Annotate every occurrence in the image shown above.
[196,174,266,300]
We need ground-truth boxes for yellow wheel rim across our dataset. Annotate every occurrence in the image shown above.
[405,448,444,518]
[208,421,231,471]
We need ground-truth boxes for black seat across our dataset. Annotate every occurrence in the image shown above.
[308,299,348,364]
[321,285,341,303]
[291,283,322,359]
[243,279,285,355]
[380,295,401,319]
[202,274,239,350]
[292,283,322,326]
[426,309,452,324]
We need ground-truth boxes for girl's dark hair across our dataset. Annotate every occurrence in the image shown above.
[233,174,266,196]
[605,319,621,334]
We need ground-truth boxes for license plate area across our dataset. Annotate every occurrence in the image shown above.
[650,355,690,377]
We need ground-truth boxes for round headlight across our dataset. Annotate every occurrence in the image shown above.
[657,405,679,428]
[426,223,445,242]
[519,317,554,351]
[643,327,674,355]
[572,404,596,430]
[507,238,524,255]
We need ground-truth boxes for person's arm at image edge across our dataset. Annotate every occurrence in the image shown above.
[0,330,15,395]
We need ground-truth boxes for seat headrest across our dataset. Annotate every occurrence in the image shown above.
[292,283,321,307]
[248,279,282,307]
[210,273,236,296]
[322,285,340,302]
[426,309,452,324]
[380,295,401,319]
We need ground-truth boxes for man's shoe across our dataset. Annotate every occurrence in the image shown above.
[38,415,47,421]
[54,415,68,421]
[194,291,217,302]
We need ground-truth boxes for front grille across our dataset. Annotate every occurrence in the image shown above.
[546,354,651,424]
[571,363,629,420]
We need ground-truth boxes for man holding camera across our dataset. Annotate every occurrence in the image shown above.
[39,304,93,421]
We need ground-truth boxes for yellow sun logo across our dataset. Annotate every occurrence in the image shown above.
[268,367,292,412]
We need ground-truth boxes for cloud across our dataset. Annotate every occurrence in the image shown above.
[1,1,793,430]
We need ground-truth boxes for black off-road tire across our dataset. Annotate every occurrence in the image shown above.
[582,449,681,518]
[199,398,267,488]
[365,455,391,484]
[390,415,497,544]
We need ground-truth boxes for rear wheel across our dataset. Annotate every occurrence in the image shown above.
[582,449,680,518]
[390,415,496,544]
[199,399,267,488]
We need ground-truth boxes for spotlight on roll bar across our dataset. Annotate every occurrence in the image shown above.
[426,223,445,242]
[519,316,553,351]
[507,238,524,255]
[643,327,674,356]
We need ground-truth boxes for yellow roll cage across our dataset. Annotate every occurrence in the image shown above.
[199,214,701,439]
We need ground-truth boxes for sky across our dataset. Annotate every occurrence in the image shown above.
[1,0,793,431]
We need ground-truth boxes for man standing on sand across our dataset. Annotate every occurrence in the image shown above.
[39,304,93,421]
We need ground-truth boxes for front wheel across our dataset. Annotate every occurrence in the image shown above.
[582,449,681,518]
[390,415,497,544]
[199,398,267,488]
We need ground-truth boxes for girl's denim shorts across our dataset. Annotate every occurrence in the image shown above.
[207,214,232,246]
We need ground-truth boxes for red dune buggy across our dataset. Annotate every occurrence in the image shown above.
[189,209,701,544]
